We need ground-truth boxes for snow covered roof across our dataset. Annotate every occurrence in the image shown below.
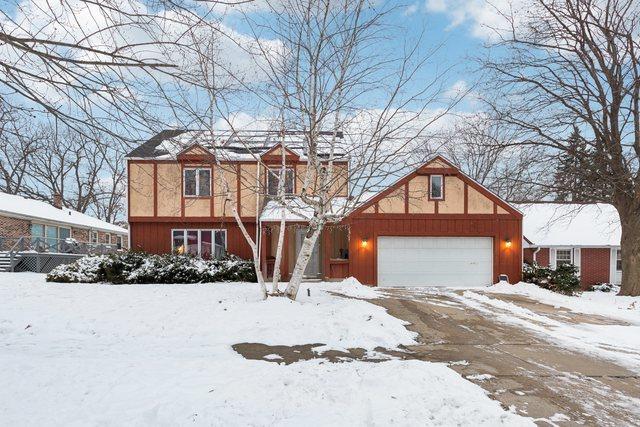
[260,197,349,222]
[127,129,348,161]
[516,203,620,247]
[0,192,128,234]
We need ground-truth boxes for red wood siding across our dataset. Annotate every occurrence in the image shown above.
[129,221,256,259]
[346,216,522,286]
[580,248,611,289]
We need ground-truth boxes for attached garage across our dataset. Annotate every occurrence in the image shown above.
[377,236,493,287]
[345,155,523,286]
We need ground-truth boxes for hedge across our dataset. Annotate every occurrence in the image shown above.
[46,252,257,284]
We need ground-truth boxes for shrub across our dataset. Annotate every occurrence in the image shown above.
[46,252,257,284]
[522,262,580,295]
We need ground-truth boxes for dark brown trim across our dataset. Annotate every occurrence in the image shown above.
[404,183,409,214]
[417,167,458,175]
[153,162,158,217]
[237,164,242,215]
[464,183,468,214]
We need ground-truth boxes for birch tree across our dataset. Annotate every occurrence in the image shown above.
[480,0,640,296]
[242,0,464,299]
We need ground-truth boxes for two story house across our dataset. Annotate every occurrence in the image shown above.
[127,130,523,286]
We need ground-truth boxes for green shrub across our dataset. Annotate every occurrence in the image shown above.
[46,252,257,284]
[522,262,581,295]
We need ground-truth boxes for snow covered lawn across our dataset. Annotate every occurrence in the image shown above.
[0,273,531,426]
[455,282,640,372]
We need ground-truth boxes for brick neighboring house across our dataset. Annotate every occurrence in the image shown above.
[0,192,128,252]
[127,129,523,287]
[517,203,621,289]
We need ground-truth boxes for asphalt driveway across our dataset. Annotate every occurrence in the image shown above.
[372,288,640,427]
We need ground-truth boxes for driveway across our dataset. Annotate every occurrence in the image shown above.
[372,288,640,427]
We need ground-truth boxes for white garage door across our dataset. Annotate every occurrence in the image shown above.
[377,236,493,287]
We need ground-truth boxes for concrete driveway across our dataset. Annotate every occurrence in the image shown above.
[373,288,640,427]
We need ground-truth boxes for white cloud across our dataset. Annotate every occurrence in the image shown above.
[404,3,420,16]
[423,0,529,40]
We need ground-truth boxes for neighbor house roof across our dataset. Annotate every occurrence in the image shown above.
[126,129,347,161]
[515,203,620,247]
[0,192,128,234]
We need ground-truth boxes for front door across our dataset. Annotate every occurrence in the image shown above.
[295,228,321,278]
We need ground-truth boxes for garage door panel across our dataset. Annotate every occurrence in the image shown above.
[377,236,493,287]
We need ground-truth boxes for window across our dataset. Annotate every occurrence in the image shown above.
[106,233,112,245]
[556,249,572,266]
[430,175,443,200]
[171,229,227,259]
[31,224,45,238]
[59,227,71,241]
[184,168,211,197]
[267,168,295,196]
[616,249,622,271]
[91,231,99,244]
[116,235,123,250]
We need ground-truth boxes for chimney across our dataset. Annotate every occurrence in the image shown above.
[53,193,63,209]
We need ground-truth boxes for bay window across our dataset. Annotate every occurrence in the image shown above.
[172,229,227,259]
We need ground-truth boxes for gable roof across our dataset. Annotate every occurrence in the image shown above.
[0,192,128,234]
[126,129,347,161]
[351,154,522,217]
[516,203,620,247]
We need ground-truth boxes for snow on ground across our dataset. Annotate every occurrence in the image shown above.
[487,281,640,322]
[454,283,640,373]
[0,273,531,426]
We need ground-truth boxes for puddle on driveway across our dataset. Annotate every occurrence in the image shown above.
[232,342,401,365]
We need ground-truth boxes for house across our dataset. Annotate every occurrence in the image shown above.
[518,203,621,288]
[0,192,128,272]
[126,130,523,287]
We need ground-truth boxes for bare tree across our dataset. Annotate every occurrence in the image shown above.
[435,116,547,202]
[242,0,464,299]
[481,0,640,295]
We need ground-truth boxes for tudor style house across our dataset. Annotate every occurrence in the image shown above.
[127,130,523,287]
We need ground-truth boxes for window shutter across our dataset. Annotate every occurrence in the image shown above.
[573,248,581,276]
[549,248,556,269]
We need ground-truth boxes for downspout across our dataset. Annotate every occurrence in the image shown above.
[532,246,541,264]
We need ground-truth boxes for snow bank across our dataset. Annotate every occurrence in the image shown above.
[456,288,640,372]
[487,281,640,323]
[0,273,532,426]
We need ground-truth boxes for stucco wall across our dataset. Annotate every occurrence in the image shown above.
[129,162,155,216]
[438,176,464,214]
[157,163,182,217]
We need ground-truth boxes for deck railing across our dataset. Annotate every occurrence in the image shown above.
[1,236,121,257]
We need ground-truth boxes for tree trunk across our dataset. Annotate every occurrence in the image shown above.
[284,222,323,300]
[618,205,640,296]
[271,220,286,294]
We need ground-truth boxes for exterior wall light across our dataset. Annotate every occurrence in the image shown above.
[505,238,512,248]
[361,238,369,248]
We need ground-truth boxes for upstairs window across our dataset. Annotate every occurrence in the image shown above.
[556,249,572,266]
[267,168,295,196]
[184,168,211,197]
[616,249,622,271]
[430,175,443,200]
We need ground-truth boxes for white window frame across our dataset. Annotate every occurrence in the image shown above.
[171,229,227,258]
[616,248,622,272]
[90,231,99,244]
[267,167,295,196]
[555,248,572,266]
[183,168,212,197]
[429,174,444,200]
[106,233,112,245]
[116,235,123,249]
